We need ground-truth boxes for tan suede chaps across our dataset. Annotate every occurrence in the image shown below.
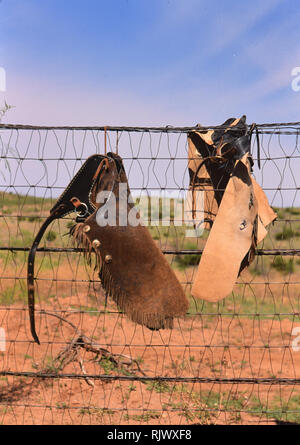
[188,116,277,302]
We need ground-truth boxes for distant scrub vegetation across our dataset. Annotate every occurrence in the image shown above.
[1,193,300,277]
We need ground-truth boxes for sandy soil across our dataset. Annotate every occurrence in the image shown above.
[1,281,300,425]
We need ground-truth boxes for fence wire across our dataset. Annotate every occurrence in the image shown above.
[1,122,300,425]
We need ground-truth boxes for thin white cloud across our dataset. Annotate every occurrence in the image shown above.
[2,0,299,128]
[160,0,206,24]
[208,0,283,54]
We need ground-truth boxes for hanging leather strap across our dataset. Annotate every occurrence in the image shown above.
[27,205,66,344]
[27,154,106,344]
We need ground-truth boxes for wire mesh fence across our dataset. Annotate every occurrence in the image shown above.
[1,121,300,425]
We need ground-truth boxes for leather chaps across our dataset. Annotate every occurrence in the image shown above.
[27,152,188,344]
[188,116,277,302]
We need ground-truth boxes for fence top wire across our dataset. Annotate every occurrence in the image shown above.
[1,121,300,134]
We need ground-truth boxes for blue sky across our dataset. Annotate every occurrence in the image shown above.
[0,0,300,126]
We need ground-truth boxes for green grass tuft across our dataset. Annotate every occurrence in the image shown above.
[271,257,294,274]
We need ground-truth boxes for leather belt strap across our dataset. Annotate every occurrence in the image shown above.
[27,154,106,344]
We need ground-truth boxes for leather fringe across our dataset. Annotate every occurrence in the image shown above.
[70,223,94,267]
[70,223,174,330]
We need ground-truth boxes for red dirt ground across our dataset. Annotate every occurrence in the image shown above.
[1,284,300,425]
